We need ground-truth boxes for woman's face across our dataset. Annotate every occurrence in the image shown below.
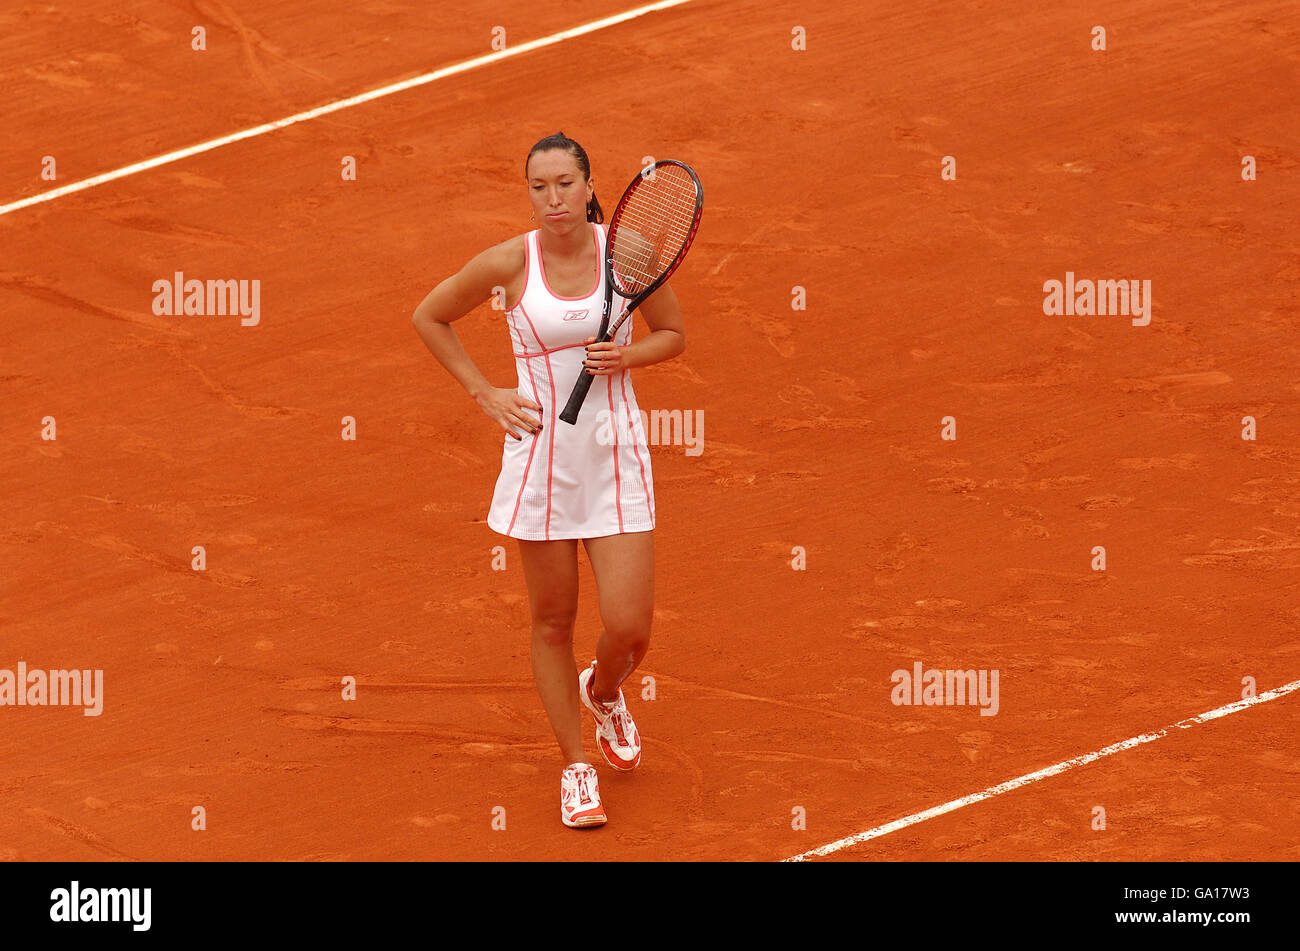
[526,149,593,233]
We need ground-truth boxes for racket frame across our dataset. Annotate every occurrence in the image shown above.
[558,160,703,425]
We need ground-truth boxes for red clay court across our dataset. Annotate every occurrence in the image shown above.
[2,0,1298,861]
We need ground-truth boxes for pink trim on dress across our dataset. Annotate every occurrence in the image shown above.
[538,222,601,301]
[621,369,653,524]
[505,309,546,536]
[513,340,588,359]
[505,399,541,537]
[542,353,558,539]
[518,301,547,351]
[606,375,624,532]
[505,231,535,314]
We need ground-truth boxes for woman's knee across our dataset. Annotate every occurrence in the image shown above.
[531,611,577,647]
[601,615,652,655]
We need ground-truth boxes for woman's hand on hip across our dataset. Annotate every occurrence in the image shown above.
[476,387,543,440]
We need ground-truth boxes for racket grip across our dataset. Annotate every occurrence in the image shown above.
[559,368,597,425]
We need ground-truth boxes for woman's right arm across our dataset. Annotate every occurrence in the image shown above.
[412,239,543,441]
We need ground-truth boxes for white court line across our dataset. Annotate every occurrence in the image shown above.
[0,0,696,219]
[784,676,1300,862]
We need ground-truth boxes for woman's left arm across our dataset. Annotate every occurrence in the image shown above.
[582,284,686,375]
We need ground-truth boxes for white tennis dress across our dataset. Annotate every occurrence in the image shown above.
[487,222,655,541]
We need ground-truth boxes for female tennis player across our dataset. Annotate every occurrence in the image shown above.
[412,132,686,828]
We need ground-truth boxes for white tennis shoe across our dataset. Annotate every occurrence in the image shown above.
[560,762,607,828]
[578,660,642,771]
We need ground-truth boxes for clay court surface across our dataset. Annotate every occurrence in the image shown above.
[2,0,1298,861]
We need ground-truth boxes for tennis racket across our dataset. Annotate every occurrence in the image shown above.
[558,159,703,425]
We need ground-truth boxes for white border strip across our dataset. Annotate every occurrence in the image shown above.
[0,0,696,218]
[784,677,1300,862]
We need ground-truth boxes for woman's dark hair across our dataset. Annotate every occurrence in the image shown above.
[525,131,604,223]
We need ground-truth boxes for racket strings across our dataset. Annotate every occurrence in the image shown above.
[609,165,699,295]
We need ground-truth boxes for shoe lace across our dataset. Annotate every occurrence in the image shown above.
[605,703,633,739]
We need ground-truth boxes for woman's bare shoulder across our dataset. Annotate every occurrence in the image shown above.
[478,233,527,276]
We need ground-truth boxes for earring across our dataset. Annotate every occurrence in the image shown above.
[530,212,535,222]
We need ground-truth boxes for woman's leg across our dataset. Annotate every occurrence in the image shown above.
[516,538,586,767]
[582,530,655,702]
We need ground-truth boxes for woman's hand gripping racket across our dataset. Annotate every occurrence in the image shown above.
[559,159,703,425]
